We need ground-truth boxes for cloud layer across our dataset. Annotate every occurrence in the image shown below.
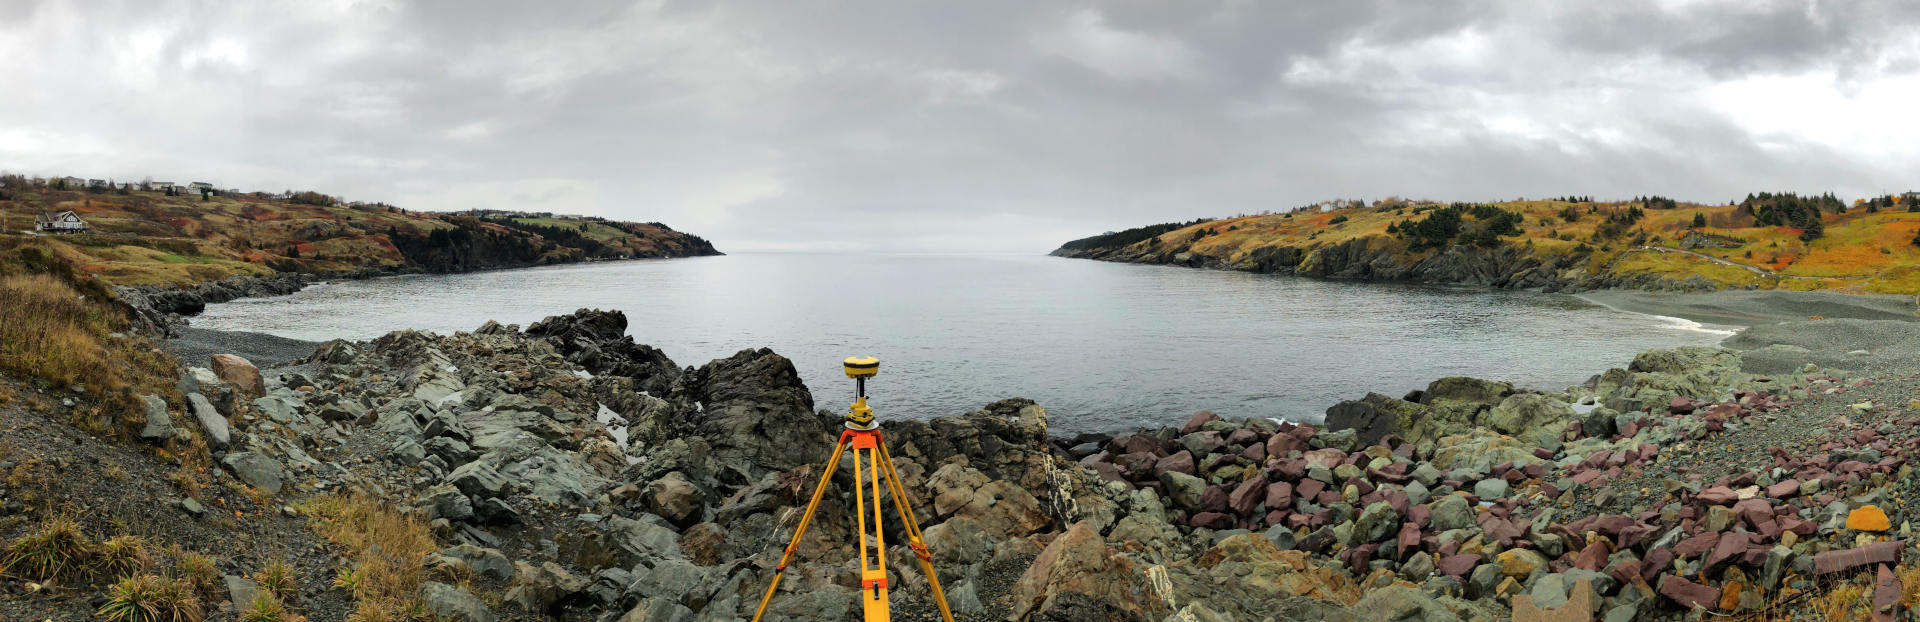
[3,0,1918,252]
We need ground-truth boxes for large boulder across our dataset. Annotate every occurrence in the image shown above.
[221,451,286,494]
[1481,393,1575,437]
[670,348,833,481]
[1009,521,1159,621]
[524,309,682,394]
[1323,393,1432,446]
[209,353,265,397]
[422,581,497,622]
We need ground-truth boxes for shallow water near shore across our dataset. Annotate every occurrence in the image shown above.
[192,253,1737,434]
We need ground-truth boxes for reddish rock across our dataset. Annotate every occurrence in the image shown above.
[1264,481,1294,510]
[1198,485,1229,513]
[1642,548,1675,583]
[1181,411,1221,435]
[1270,458,1306,481]
[1660,575,1721,611]
[1704,532,1755,573]
[1152,450,1196,478]
[1229,475,1268,515]
[1874,564,1901,620]
[1295,479,1326,501]
[1767,479,1800,499]
[1264,510,1288,527]
[1438,554,1481,577]
[210,353,265,396]
[1266,434,1307,458]
[1114,451,1158,477]
[1696,486,1738,505]
[1396,522,1422,559]
[1227,428,1260,445]
[1572,540,1611,571]
[1814,541,1905,575]
[1108,434,1161,456]
[1241,443,1266,462]
[1408,505,1431,528]
[1674,532,1719,559]
[1481,518,1524,546]
[1669,396,1698,414]
[1189,511,1235,530]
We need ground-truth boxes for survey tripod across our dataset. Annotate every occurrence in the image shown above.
[750,357,957,622]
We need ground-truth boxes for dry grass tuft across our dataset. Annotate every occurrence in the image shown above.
[1,515,95,582]
[96,534,152,580]
[239,591,305,622]
[254,558,298,602]
[169,548,220,598]
[97,574,204,622]
[297,494,437,618]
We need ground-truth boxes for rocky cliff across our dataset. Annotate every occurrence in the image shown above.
[1053,234,1720,293]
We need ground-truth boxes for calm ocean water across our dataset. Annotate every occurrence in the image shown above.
[192,254,1734,434]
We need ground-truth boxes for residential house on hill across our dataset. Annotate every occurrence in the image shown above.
[33,210,88,233]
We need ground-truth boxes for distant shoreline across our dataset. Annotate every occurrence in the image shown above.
[1574,289,1917,329]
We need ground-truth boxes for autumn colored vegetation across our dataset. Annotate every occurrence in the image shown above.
[1076,193,1920,295]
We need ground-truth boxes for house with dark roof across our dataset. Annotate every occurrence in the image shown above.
[33,210,88,233]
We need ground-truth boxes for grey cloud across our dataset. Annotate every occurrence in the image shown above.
[1,0,1917,253]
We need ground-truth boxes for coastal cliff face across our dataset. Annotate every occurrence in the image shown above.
[1053,234,1718,293]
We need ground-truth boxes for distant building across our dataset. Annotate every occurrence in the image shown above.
[88,178,106,189]
[60,176,83,187]
[33,210,88,233]
[153,182,174,190]
[189,182,214,190]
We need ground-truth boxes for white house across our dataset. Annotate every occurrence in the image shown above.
[59,176,83,187]
[189,182,214,190]
[152,182,174,191]
[34,210,88,233]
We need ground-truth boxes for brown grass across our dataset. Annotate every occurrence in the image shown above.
[0,237,177,434]
[296,494,437,619]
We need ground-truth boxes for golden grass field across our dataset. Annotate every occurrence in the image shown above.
[1148,197,1920,294]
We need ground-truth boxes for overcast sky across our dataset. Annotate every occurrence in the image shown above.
[3,1,1919,253]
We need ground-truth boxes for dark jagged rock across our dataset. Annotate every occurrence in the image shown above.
[524,308,681,394]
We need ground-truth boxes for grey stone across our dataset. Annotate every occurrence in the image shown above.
[617,598,695,622]
[1157,471,1205,509]
[1353,501,1401,543]
[225,575,262,609]
[220,451,286,494]
[1430,495,1473,532]
[428,544,514,581]
[187,392,230,449]
[422,581,496,622]
[1529,573,1570,610]
[137,394,175,441]
[1474,479,1510,500]
[447,461,510,500]
[423,486,475,522]
[1262,524,1297,550]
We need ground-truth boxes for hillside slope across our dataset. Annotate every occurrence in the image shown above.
[0,183,721,290]
[1055,196,1920,295]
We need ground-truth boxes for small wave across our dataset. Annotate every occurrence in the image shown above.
[1652,314,1738,336]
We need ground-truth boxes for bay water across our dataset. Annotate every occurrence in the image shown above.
[192,254,1733,434]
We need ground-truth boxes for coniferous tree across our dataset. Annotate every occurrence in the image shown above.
[1692,213,1707,228]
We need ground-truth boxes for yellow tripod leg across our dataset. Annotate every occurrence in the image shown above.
[852,441,892,622]
[877,439,958,622]
[750,437,850,622]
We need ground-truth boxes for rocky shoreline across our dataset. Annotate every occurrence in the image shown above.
[98,291,1920,621]
[1053,238,1723,293]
